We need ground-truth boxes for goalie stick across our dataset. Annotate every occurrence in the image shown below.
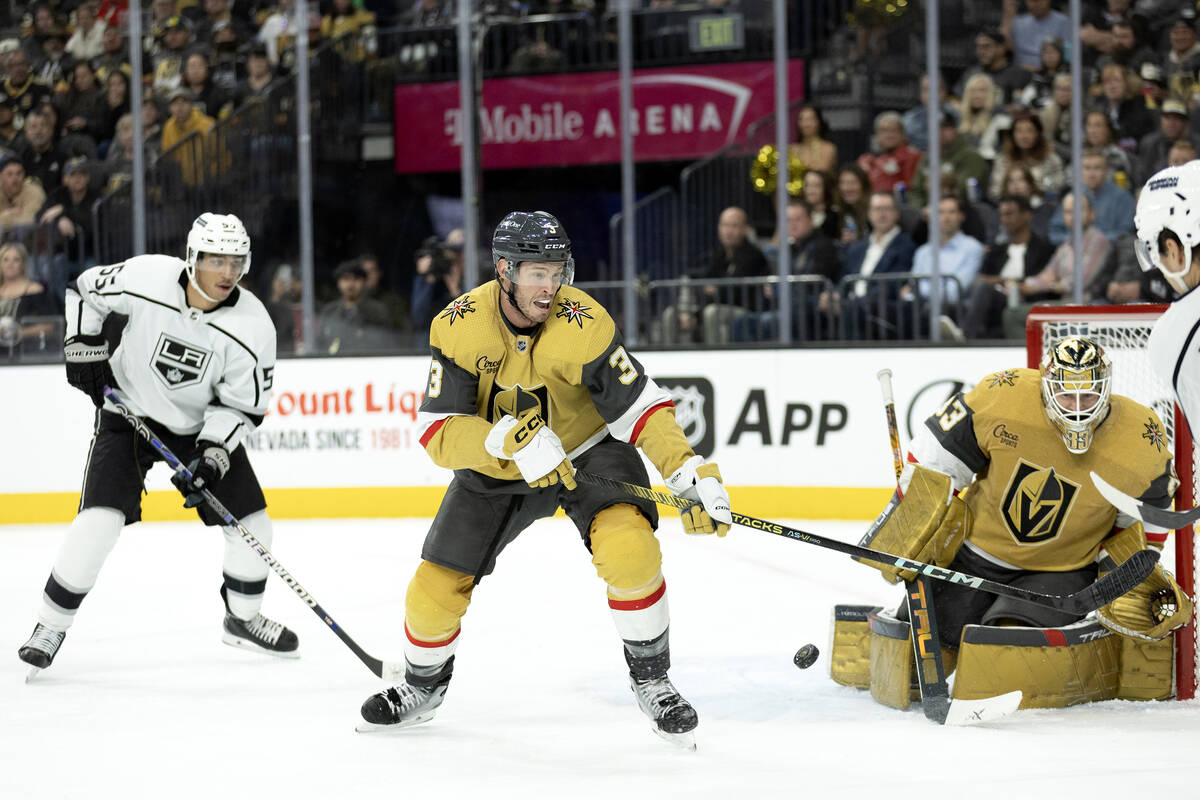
[1091,471,1200,529]
[574,470,1158,615]
[104,388,405,682]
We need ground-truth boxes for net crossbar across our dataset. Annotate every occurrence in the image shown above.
[1026,304,1197,700]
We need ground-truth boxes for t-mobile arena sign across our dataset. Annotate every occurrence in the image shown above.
[393,60,805,173]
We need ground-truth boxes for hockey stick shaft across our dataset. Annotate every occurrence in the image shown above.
[103,388,403,681]
[1091,470,1200,529]
[876,368,905,486]
[575,470,1158,614]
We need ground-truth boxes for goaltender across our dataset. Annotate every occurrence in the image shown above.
[835,336,1191,708]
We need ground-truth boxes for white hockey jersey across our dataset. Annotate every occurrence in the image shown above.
[65,254,276,450]
[1149,287,1200,440]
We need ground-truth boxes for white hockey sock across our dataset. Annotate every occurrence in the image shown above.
[608,578,670,643]
[403,622,460,678]
[221,510,272,620]
[38,507,125,631]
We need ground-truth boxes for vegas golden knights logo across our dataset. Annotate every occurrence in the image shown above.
[486,383,550,424]
[1001,459,1079,544]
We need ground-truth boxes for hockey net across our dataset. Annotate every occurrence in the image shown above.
[1026,304,1197,700]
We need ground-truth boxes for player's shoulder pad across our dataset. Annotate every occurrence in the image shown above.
[83,253,187,295]
[207,281,276,358]
[428,281,494,358]
[1110,395,1172,462]
[539,285,617,362]
[963,367,1037,412]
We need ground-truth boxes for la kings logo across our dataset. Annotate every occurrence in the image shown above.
[152,333,212,389]
[1001,459,1079,544]
[655,377,715,458]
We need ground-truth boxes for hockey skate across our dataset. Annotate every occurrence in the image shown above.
[630,674,698,751]
[356,677,450,733]
[18,623,66,681]
[222,612,299,658]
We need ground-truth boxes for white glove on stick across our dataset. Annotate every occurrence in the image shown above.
[666,455,732,536]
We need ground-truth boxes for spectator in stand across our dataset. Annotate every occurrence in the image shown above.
[234,45,277,105]
[4,50,53,130]
[1016,38,1067,110]
[410,231,464,349]
[1084,109,1135,189]
[66,1,107,62]
[142,95,165,158]
[181,51,231,120]
[1000,162,1057,240]
[1138,99,1200,183]
[1003,0,1071,72]
[1040,72,1073,163]
[801,169,842,240]
[1168,138,1197,166]
[56,61,105,150]
[209,24,242,95]
[954,28,1030,106]
[160,86,216,186]
[1048,149,1134,245]
[900,194,984,339]
[790,105,837,174]
[95,69,130,153]
[0,97,26,153]
[20,107,68,192]
[152,16,192,97]
[857,111,920,195]
[1164,11,1200,88]
[0,153,47,230]
[962,194,1055,340]
[909,112,989,209]
[32,25,72,92]
[1023,192,1111,302]
[91,24,128,84]
[903,73,957,154]
[37,155,98,301]
[265,263,300,354]
[693,206,770,345]
[258,0,302,68]
[194,0,252,46]
[317,258,395,355]
[829,191,915,340]
[1096,20,1158,75]
[957,73,1010,162]
[360,250,409,332]
[101,112,134,192]
[836,163,871,245]
[987,111,1065,204]
[1081,0,1142,63]
[1096,63,1155,151]
[1139,62,1169,113]
[21,4,62,66]
[0,242,54,343]
[322,0,377,63]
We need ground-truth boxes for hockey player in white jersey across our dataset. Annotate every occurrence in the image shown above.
[1134,161,1200,429]
[17,213,298,675]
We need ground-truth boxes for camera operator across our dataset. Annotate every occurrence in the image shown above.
[411,228,465,349]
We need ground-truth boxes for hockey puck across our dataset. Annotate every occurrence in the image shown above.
[793,643,819,669]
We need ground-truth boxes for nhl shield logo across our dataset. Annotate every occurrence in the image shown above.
[656,377,715,457]
[151,333,212,389]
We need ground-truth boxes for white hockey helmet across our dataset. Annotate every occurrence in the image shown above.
[1133,161,1200,293]
[1040,336,1112,455]
[186,212,251,300]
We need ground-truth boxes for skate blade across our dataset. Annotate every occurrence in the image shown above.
[652,728,696,752]
[354,711,437,734]
[221,632,301,660]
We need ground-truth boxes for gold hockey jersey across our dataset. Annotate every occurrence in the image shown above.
[916,368,1175,571]
[416,281,692,484]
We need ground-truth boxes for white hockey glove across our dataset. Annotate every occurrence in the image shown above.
[484,410,576,490]
[666,455,732,537]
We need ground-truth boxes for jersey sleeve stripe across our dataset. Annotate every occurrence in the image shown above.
[607,379,674,443]
[630,401,675,445]
[419,416,448,448]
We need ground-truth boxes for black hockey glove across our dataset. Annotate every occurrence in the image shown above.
[170,443,231,508]
[64,334,114,408]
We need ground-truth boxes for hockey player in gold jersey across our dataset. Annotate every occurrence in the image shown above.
[851,336,1191,706]
[357,211,731,745]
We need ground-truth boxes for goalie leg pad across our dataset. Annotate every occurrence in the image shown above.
[856,466,969,584]
[405,560,475,643]
[869,611,914,710]
[951,619,1121,708]
[830,605,882,689]
[1117,635,1174,700]
[589,503,663,594]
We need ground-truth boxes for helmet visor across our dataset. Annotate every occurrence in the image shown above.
[503,258,574,289]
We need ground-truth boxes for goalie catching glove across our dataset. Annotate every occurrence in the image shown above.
[170,442,231,508]
[666,455,732,536]
[484,409,576,490]
[1096,523,1193,642]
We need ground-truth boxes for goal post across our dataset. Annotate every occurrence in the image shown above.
[1026,304,1197,700]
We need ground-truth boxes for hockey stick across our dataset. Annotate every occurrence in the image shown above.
[574,470,1158,615]
[103,387,405,681]
[1091,471,1200,530]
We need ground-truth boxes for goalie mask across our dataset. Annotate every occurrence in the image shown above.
[185,212,251,303]
[492,210,575,296]
[1134,161,1200,293]
[1040,336,1112,454]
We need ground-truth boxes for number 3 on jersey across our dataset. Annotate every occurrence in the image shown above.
[936,395,968,431]
[608,346,638,385]
[427,361,443,398]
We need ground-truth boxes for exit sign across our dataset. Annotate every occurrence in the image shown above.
[689,14,744,52]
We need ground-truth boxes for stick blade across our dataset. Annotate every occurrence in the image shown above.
[943,690,1022,726]
[1079,549,1160,612]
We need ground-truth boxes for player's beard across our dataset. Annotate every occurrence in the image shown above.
[509,284,554,325]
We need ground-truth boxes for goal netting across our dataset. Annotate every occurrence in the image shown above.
[1026,304,1197,700]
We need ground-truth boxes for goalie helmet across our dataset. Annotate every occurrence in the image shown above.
[185,212,251,302]
[491,210,575,288]
[1133,161,1200,293]
[1040,336,1112,454]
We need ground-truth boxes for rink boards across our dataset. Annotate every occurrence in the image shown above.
[0,346,1023,524]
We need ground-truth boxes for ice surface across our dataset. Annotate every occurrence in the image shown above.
[3,516,1199,798]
